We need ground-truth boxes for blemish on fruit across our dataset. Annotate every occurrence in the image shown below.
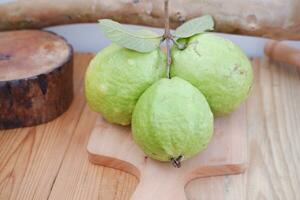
[113,108,120,113]
[233,64,240,71]
[193,45,202,57]
[127,59,135,66]
[99,84,108,93]
[234,64,246,75]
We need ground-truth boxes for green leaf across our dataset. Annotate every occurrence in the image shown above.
[173,15,214,39]
[98,19,163,53]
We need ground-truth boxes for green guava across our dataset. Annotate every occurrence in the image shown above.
[132,77,213,162]
[85,44,166,125]
[171,33,253,116]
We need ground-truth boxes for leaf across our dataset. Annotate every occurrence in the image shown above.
[98,19,163,53]
[173,15,214,39]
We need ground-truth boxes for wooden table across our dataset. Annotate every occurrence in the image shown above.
[1,53,299,199]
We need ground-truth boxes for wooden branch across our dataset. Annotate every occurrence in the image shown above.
[265,40,300,68]
[0,0,299,40]
[0,30,73,129]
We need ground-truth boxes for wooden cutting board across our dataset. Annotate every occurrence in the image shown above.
[87,102,247,200]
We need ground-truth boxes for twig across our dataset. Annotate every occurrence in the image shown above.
[163,0,171,79]
[171,38,186,50]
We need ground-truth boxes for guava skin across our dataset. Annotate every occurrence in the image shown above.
[85,44,166,125]
[171,33,253,116]
[132,77,213,162]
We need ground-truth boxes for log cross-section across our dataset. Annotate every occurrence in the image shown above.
[0,30,73,130]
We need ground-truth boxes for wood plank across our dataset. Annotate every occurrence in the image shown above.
[1,54,300,200]
[0,53,89,199]
[48,105,137,200]
[243,58,300,199]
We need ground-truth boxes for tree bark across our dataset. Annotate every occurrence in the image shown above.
[0,0,299,40]
[0,30,73,130]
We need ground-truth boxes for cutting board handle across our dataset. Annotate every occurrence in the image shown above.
[130,163,187,200]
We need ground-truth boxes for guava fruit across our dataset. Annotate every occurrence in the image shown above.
[171,33,253,116]
[132,77,213,162]
[85,44,166,125]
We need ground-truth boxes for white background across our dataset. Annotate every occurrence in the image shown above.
[45,24,300,57]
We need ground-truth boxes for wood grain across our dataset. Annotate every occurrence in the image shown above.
[0,53,85,199]
[244,59,300,199]
[0,0,300,40]
[0,54,299,200]
[87,103,248,199]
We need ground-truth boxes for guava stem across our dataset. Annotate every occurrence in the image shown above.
[165,39,171,78]
[171,38,186,50]
[171,155,184,168]
[163,0,172,79]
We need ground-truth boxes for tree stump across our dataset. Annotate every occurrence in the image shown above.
[0,30,73,130]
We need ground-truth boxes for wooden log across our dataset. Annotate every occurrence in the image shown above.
[0,0,299,40]
[264,40,300,68]
[0,30,73,130]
